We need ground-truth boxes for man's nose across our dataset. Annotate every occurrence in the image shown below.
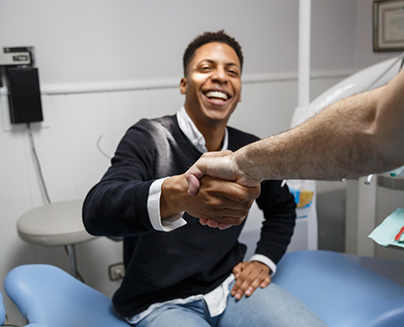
[211,66,227,83]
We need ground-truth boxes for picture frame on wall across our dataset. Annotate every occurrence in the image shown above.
[373,0,404,51]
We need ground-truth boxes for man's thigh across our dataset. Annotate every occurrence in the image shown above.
[136,302,211,327]
[217,282,328,327]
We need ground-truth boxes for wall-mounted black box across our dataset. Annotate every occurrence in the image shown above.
[6,67,43,124]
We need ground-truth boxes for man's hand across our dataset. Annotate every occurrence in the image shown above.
[185,150,261,196]
[184,150,262,228]
[231,261,271,300]
[160,174,260,229]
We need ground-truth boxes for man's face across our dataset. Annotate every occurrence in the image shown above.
[180,42,242,129]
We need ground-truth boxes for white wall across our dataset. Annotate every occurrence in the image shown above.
[0,0,362,85]
[0,0,399,314]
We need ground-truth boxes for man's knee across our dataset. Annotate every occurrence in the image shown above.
[219,284,328,327]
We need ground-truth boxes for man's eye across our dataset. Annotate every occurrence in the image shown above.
[228,70,239,76]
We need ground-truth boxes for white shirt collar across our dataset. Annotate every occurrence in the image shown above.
[176,106,228,153]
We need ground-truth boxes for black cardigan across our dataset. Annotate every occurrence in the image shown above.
[82,115,296,318]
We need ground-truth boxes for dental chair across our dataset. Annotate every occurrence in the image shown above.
[4,264,129,327]
[272,250,404,327]
[4,251,404,327]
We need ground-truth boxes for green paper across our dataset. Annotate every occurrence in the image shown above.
[368,208,404,248]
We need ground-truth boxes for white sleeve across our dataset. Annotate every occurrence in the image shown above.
[147,177,187,232]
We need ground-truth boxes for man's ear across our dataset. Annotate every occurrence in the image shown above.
[180,77,187,95]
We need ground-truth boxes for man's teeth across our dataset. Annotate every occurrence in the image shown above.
[205,91,228,100]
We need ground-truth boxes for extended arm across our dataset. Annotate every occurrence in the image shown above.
[186,67,404,190]
[82,125,161,237]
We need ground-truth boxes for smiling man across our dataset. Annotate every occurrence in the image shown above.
[83,31,327,327]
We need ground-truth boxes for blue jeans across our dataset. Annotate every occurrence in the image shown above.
[135,281,328,327]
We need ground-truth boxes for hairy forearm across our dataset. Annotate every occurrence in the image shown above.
[235,73,404,181]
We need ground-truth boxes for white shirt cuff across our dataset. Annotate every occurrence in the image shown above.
[147,178,187,232]
[250,254,277,276]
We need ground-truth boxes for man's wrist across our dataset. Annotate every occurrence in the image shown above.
[250,254,276,276]
[148,178,187,232]
[233,147,263,187]
[160,175,185,219]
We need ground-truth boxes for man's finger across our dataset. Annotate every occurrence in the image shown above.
[199,218,231,229]
[206,219,220,228]
[199,218,208,225]
[244,278,262,297]
[232,262,244,279]
[187,173,202,195]
[260,276,271,289]
[221,185,261,204]
[218,222,232,230]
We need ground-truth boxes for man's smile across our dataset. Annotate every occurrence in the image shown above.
[204,90,230,101]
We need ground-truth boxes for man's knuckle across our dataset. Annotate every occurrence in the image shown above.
[236,190,250,202]
[206,199,220,208]
[243,275,253,284]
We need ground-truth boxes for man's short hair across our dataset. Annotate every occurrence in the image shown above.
[183,30,243,76]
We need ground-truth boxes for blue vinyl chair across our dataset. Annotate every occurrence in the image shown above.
[4,251,404,327]
[272,250,404,327]
[4,264,129,327]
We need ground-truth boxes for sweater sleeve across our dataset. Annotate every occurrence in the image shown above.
[82,121,159,237]
[254,180,297,264]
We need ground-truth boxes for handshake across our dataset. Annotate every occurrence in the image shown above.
[184,150,263,230]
